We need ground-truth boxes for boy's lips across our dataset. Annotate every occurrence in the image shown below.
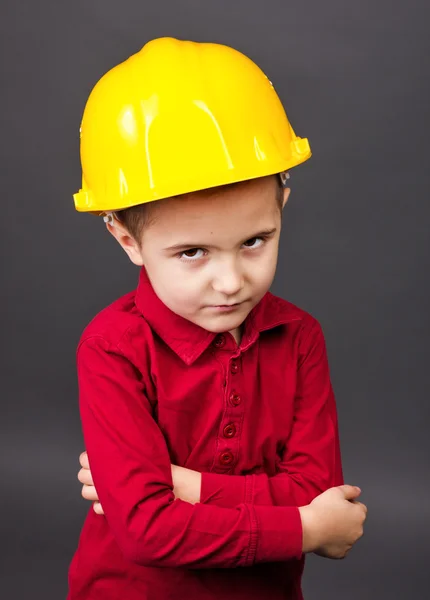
[208,302,243,312]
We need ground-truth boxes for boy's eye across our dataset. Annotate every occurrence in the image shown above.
[243,237,263,249]
[179,248,205,261]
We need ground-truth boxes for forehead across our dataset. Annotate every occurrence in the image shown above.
[144,176,280,244]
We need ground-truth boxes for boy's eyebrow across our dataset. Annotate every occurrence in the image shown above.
[164,228,277,252]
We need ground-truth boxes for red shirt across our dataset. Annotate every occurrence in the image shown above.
[67,266,343,600]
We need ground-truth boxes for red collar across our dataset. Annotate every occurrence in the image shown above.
[134,267,303,365]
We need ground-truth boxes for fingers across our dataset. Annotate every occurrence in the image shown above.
[81,484,98,501]
[93,501,104,515]
[79,451,90,469]
[78,451,103,515]
[351,500,368,515]
[338,484,361,499]
[77,467,94,486]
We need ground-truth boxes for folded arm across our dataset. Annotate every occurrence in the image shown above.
[77,335,303,569]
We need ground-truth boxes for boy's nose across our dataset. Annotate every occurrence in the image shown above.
[212,264,244,297]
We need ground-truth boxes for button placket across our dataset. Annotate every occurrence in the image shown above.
[214,352,244,471]
[217,389,243,466]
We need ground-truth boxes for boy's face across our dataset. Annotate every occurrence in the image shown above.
[108,176,290,342]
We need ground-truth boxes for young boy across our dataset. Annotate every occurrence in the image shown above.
[68,37,367,600]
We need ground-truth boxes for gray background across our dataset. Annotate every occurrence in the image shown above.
[1,0,429,598]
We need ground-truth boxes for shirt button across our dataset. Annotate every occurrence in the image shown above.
[230,361,239,374]
[219,451,234,465]
[213,334,226,348]
[230,392,242,406]
[223,423,236,438]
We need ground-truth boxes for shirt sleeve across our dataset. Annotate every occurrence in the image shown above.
[200,321,344,509]
[76,334,303,569]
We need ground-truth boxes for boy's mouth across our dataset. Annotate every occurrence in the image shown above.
[209,303,242,312]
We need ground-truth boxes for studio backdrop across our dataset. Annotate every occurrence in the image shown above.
[1,1,429,598]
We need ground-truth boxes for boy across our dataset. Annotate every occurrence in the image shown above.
[68,37,367,600]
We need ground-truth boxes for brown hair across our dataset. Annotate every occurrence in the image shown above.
[114,175,285,245]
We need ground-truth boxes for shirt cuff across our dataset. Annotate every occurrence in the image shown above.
[200,472,249,507]
[252,505,303,563]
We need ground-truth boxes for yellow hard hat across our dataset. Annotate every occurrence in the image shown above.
[73,37,311,214]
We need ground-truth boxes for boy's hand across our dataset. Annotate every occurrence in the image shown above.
[78,451,201,515]
[298,485,367,559]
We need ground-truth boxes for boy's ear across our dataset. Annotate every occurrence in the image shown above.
[105,220,144,266]
[282,187,291,209]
